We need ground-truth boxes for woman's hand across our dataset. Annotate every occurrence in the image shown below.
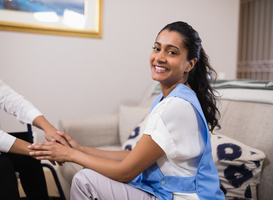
[28,141,76,163]
[56,131,82,151]
[44,128,70,147]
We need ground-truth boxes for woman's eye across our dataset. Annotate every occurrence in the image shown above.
[168,51,176,55]
[152,47,160,51]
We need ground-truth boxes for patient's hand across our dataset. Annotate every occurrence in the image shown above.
[33,115,70,147]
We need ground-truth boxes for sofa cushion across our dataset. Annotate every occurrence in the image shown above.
[119,105,150,145]
[121,114,149,150]
[216,98,273,200]
[211,133,265,200]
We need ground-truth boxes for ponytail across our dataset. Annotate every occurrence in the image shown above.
[188,48,220,131]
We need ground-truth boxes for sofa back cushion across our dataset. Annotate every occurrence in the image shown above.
[119,105,150,145]
[121,114,149,150]
[216,99,273,200]
[213,79,273,200]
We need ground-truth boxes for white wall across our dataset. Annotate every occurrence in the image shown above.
[0,0,240,141]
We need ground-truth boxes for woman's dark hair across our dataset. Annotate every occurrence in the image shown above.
[159,21,220,132]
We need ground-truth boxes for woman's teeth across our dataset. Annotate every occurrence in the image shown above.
[155,66,167,71]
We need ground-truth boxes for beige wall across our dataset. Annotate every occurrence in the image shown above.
[0,0,240,141]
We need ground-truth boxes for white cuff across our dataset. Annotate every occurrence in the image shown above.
[0,130,16,152]
[19,109,43,125]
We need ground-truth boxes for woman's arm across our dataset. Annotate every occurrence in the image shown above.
[56,131,130,162]
[29,134,165,183]
[79,146,130,162]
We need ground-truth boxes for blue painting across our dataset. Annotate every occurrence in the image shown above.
[0,0,84,16]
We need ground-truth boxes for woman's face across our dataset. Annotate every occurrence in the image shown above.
[150,30,196,88]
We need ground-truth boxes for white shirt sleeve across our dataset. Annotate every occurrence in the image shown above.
[144,97,205,159]
[0,79,43,152]
[0,79,43,124]
[0,130,16,153]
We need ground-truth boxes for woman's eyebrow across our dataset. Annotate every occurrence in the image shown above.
[154,42,179,50]
[167,45,179,50]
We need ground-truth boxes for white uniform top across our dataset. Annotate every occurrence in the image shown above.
[144,97,205,200]
[0,79,42,153]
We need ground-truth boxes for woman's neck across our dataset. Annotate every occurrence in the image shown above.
[160,84,176,98]
[160,81,190,98]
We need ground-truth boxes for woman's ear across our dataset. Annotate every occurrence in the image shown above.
[186,58,197,73]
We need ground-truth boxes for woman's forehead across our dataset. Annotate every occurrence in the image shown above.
[156,30,184,48]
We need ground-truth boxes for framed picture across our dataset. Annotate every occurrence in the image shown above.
[0,0,103,38]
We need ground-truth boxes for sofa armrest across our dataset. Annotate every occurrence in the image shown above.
[58,114,120,148]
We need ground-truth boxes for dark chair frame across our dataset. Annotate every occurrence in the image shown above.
[27,124,66,200]
[10,124,66,200]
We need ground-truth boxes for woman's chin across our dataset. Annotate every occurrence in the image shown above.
[151,74,164,82]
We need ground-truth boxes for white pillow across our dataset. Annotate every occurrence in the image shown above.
[121,114,149,150]
[119,105,150,145]
[211,133,265,200]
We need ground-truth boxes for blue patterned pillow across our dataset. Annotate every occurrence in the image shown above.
[121,114,149,150]
[211,133,265,200]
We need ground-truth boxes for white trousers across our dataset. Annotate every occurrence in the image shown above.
[70,168,160,200]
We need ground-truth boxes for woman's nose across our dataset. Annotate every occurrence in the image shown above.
[155,52,166,63]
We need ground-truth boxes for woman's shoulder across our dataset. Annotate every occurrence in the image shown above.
[164,97,194,112]
[151,96,196,119]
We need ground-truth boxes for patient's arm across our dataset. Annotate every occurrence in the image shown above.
[9,138,31,155]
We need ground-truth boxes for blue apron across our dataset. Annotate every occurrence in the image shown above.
[129,83,225,200]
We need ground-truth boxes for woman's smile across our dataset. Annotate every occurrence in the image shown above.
[153,64,169,73]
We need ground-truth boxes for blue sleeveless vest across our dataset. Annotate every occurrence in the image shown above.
[129,84,225,200]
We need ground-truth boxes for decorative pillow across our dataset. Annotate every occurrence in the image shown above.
[211,133,265,200]
[121,114,149,150]
[119,105,150,145]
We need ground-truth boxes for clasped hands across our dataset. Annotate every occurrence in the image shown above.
[28,131,80,165]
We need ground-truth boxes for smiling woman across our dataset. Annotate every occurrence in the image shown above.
[28,21,225,200]
[150,30,196,95]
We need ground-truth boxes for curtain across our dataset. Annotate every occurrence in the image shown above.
[237,0,273,81]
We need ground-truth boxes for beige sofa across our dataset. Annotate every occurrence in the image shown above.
[58,80,273,200]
